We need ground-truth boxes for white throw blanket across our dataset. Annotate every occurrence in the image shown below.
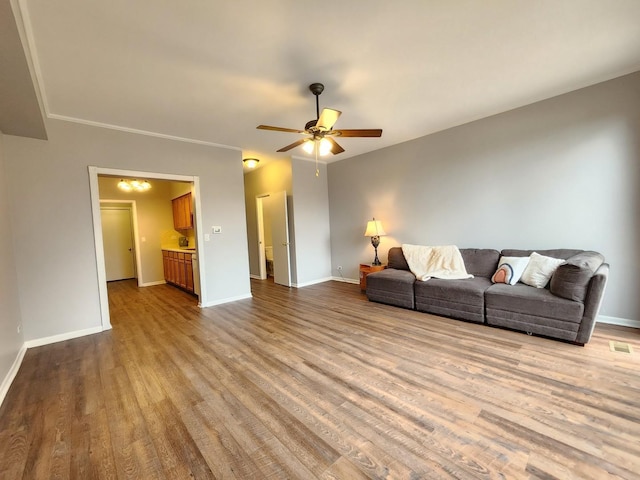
[401,244,473,281]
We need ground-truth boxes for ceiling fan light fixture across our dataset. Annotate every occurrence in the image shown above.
[319,137,332,156]
[243,157,260,169]
[302,140,315,154]
[256,82,382,157]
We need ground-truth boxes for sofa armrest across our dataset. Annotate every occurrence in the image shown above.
[575,263,609,345]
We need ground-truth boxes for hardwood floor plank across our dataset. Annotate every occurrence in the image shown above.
[1,278,639,479]
[141,399,215,479]
[71,408,118,480]
[320,456,373,480]
[182,400,262,479]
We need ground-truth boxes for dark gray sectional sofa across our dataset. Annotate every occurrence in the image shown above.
[366,247,609,345]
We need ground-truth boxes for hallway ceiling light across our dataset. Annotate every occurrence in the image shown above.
[243,158,260,169]
[118,179,151,192]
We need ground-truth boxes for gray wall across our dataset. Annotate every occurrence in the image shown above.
[328,71,640,322]
[291,158,332,286]
[0,131,24,389]
[3,119,250,341]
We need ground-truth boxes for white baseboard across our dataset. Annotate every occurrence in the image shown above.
[598,315,640,329]
[139,280,166,287]
[331,276,359,285]
[292,277,333,288]
[199,293,253,308]
[24,325,104,349]
[249,274,264,280]
[0,344,27,408]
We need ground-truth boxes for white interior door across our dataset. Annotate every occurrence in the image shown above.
[101,207,136,281]
[269,191,291,287]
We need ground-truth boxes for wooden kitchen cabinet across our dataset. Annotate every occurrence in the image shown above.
[185,255,194,292]
[162,250,170,279]
[163,249,195,294]
[172,193,193,230]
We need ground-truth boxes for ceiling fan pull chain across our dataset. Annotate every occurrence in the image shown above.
[315,145,319,177]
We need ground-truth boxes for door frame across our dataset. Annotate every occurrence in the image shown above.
[89,166,206,330]
[100,200,141,283]
[255,194,268,280]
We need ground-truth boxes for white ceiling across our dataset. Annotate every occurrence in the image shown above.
[16,0,640,165]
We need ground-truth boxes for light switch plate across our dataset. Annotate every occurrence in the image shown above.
[204,234,211,241]
[212,226,222,234]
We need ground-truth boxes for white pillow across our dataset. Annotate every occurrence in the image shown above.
[520,252,565,288]
[491,256,530,285]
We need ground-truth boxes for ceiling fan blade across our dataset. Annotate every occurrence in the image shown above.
[276,138,308,152]
[257,125,306,134]
[326,137,345,155]
[315,108,342,130]
[333,129,383,137]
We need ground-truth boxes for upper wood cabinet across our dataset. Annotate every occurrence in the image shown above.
[172,193,193,230]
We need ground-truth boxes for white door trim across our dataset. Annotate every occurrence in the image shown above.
[256,194,268,280]
[88,166,206,331]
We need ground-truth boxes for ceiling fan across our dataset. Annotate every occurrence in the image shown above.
[257,83,382,156]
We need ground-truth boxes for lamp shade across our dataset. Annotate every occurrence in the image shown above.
[364,218,386,237]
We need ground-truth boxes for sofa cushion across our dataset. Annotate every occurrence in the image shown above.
[387,247,410,271]
[414,277,492,324]
[486,283,585,341]
[550,251,605,302]
[459,249,500,277]
[366,269,415,309]
[520,252,565,288]
[486,283,584,321]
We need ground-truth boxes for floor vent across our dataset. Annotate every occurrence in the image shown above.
[609,341,633,354]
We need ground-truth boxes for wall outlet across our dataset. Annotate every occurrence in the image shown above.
[204,234,211,241]
[212,226,222,234]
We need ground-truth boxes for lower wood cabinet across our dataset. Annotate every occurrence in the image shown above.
[163,250,195,293]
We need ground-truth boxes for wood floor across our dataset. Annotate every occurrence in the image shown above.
[1,279,639,479]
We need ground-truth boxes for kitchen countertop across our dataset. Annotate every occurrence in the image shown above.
[162,247,197,254]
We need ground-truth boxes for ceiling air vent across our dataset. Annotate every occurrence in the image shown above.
[609,341,633,354]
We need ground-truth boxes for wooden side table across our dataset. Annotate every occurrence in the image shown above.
[359,263,386,292]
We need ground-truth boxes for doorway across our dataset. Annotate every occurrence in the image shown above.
[89,166,207,330]
[256,191,291,287]
[100,204,136,281]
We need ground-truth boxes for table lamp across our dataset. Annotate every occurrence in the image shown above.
[364,218,386,265]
